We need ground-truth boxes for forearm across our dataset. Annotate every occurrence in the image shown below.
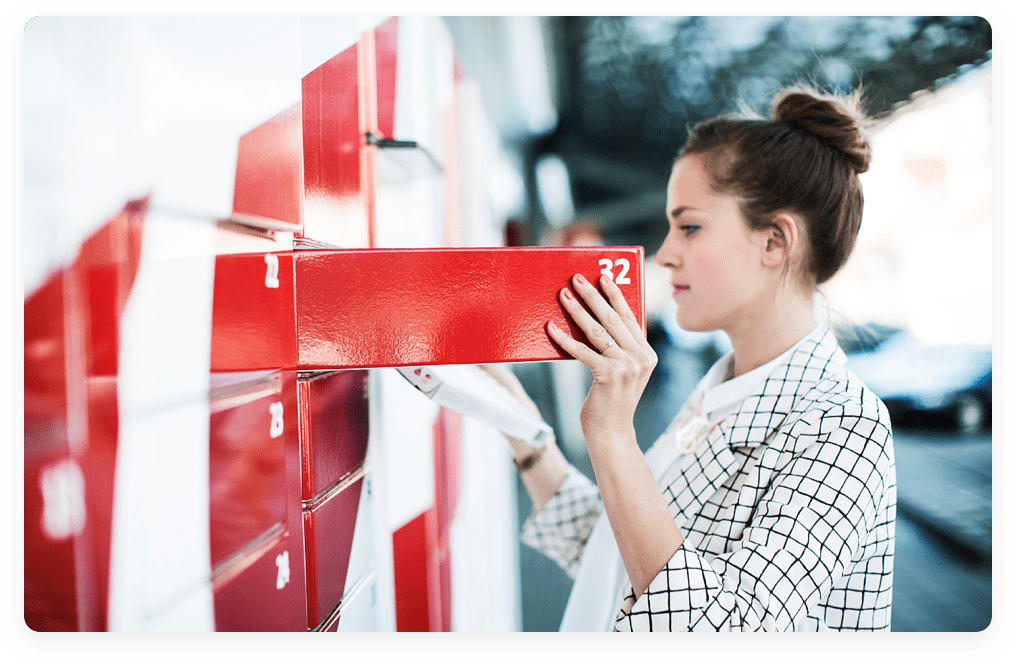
[586,427,684,599]
[505,435,570,512]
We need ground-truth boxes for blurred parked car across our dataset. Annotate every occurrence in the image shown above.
[837,325,992,433]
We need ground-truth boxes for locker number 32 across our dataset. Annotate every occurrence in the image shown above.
[598,258,631,285]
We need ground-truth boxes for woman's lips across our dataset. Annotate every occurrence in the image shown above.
[673,284,690,295]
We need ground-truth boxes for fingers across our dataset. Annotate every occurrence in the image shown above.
[557,277,623,355]
[547,320,604,364]
[597,272,647,343]
[562,273,645,352]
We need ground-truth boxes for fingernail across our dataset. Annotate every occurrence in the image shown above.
[575,274,588,285]
[602,270,614,283]
[561,288,573,300]
[548,321,559,332]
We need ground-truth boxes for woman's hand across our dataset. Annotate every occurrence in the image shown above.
[547,272,658,442]
[547,272,679,598]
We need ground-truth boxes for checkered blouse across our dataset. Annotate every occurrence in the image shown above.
[521,326,896,631]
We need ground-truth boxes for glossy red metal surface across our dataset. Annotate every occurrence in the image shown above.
[301,38,370,248]
[358,27,378,249]
[24,202,147,631]
[391,408,456,633]
[212,529,307,632]
[24,270,78,631]
[209,370,307,631]
[374,18,398,141]
[294,246,646,369]
[392,506,442,632]
[433,409,460,542]
[71,202,145,631]
[210,252,297,372]
[211,246,644,372]
[31,18,538,633]
[297,370,369,502]
[302,476,363,630]
[208,372,293,568]
[232,102,304,228]
[432,408,459,632]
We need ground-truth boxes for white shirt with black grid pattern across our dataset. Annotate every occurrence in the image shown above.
[520,325,896,631]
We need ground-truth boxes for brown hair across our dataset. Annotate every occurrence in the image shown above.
[678,87,871,285]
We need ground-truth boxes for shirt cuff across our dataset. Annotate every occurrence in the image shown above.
[613,541,727,631]
[520,465,602,579]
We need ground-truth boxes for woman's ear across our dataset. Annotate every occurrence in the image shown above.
[760,213,800,268]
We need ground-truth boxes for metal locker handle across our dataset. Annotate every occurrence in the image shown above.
[367,131,442,183]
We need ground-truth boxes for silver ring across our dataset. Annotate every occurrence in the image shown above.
[598,339,616,354]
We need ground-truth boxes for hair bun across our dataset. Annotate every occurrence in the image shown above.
[773,89,871,174]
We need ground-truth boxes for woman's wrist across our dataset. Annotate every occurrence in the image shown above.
[514,441,569,511]
[583,425,639,461]
[513,445,546,472]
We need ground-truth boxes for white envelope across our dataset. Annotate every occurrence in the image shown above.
[396,365,553,446]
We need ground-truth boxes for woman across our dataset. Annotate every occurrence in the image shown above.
[494,87,895,631]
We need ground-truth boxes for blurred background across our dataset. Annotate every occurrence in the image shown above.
[443,16,993,632]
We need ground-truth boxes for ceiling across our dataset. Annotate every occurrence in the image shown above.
[446,16,992,253]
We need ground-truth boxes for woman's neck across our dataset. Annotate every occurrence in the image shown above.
[725,290,818,379]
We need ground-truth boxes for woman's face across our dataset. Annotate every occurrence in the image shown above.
[654,154,773,334]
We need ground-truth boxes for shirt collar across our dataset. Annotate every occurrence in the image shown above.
[701,325,824,422]
[711,325,846,448]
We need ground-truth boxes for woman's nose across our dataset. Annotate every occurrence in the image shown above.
[654,231,679,268]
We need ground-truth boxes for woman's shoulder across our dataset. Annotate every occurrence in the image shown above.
[792,328,886,411]
[790,363,894,454]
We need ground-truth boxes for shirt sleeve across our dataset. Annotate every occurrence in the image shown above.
[519,465,602,579]
[614,400,894,631]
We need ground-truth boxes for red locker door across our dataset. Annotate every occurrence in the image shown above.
[24,270,79,631]
[231,103,304,233]
[293,246,646,368]
[209,371,307,631]
[210,251,297,372]
[296,369,370,631]
[209,372,290,568]
[303,475,364,631]
[211,245,645,372]
[25,200,146,632]
[212,530,306,632]
[301,32,375,249]
[297,370,369,502]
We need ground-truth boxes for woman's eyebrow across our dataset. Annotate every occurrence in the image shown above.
[669,205,697,220]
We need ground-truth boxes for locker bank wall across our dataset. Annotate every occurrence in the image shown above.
[23,16,532,632]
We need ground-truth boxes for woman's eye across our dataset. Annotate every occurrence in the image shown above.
[679,224,700,236]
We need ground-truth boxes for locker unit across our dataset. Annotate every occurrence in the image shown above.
[296,369,370,630]
[297,370,370,502]
[210,246,645,372]
[208,371,308,632]
[24,200,147,632]
[23,16,644,632]
[25,269,80,632]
